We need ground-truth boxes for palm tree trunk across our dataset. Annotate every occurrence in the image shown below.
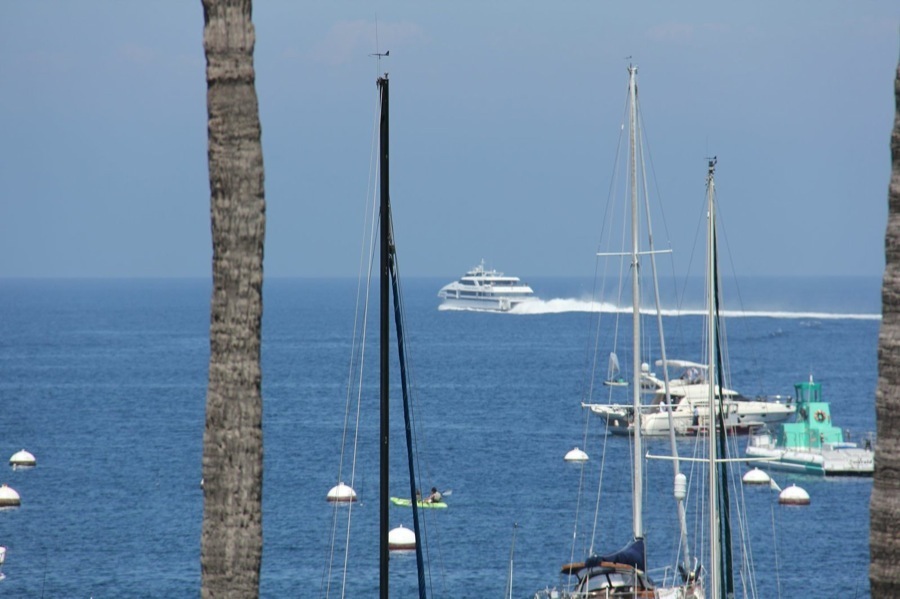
[871,60,900,598]
[200,0,265,597]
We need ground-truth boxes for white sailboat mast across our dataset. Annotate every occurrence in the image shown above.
[706,158,720,598]
[628,64,643,541]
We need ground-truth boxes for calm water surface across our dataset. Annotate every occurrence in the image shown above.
[0,276,878,597]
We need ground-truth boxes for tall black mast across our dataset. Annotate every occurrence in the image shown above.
[377,74,390,599]
[712,205,734,598]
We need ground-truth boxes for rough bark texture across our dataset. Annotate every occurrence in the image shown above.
[871,60,900,598]
[200,0,265,597]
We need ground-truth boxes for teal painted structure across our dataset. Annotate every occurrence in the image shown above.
[778,379,843,450]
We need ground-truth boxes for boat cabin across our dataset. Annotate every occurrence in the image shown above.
[561,562,656,598]
[561,539,658,598]
[778,378,842,449]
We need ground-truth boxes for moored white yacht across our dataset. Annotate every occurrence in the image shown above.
[584,359,796,436]
[437,260,535,312]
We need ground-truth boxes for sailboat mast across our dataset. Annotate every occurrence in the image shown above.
[706,157,720,599]
[377,74,390,599]
[628,64,643,541]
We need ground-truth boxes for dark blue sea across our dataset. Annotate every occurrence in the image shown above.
[0,276,879,597]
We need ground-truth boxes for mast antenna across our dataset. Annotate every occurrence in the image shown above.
[369,16,390,73]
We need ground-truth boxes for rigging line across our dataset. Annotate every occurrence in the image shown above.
[570,211,627,561]
[675,190,707,319]
[338,77,381,498]
[339,112,383,599]
[633,109,656,372]
[570,410,592,570]
[582,219,612,405]
[388,232,447,597]
[388,232,442,598]
[606,88,632,375]
[710,184,767,398]
[597,441,620,571]
[725,428,759,599]
[719,402,761,599]
[695,429,709,584]
[387,249,425,487]
[322,89,382,599]
[570,399,607,570]
[573,276,608,564]
[572,67,627,572]
[770,504,783,599]
[387,243,428,599]
[504,523,519,599]
[579,354,595,455]
[582,105,628,407]
[588,410,612,563]
[633,91,677,260]
[634,97,686,360]
[577,82,630,563]
[582,74,630,403]
[581,236,605,403]
[370,16,388,79]
[338,199,378,599]
[636,91,695,580]
[607,152,631,392]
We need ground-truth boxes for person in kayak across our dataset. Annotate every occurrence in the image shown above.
[425,487,443,503]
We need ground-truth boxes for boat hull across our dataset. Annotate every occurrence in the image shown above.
[745,445,873,476]
[389,497,448,509]
[437,295,535,312]
[585,398,795,437]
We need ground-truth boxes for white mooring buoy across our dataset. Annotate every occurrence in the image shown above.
[9,449,36,469]
[326,482,357,503]
[388,524,416,550]
[742,468,771,485]
[0,484,21,507]
[564,447,589,462]
[778,484,810,506]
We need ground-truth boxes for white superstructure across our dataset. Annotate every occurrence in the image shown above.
[584,360,796,436]
[437,260,535,312]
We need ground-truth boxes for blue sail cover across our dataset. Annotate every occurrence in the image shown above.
[585,538,646,572]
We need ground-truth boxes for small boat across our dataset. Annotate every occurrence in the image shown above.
[603,352,628,387]
[437,260,535,312]
[390,497,448,509]
[746,376,874,476]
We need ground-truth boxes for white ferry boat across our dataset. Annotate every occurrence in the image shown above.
[438,260,535,312]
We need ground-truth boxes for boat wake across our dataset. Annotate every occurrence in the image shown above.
[502,298,880,320]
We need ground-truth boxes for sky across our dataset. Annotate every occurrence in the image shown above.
[0,2,897,279]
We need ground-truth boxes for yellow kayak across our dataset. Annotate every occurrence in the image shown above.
[390,497,448,509]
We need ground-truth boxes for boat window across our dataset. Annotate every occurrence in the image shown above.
[580,570,634,592]
[580,572,612,592]
[609,572,637,587]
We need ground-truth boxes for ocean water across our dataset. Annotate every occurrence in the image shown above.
[0,276,879,597]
